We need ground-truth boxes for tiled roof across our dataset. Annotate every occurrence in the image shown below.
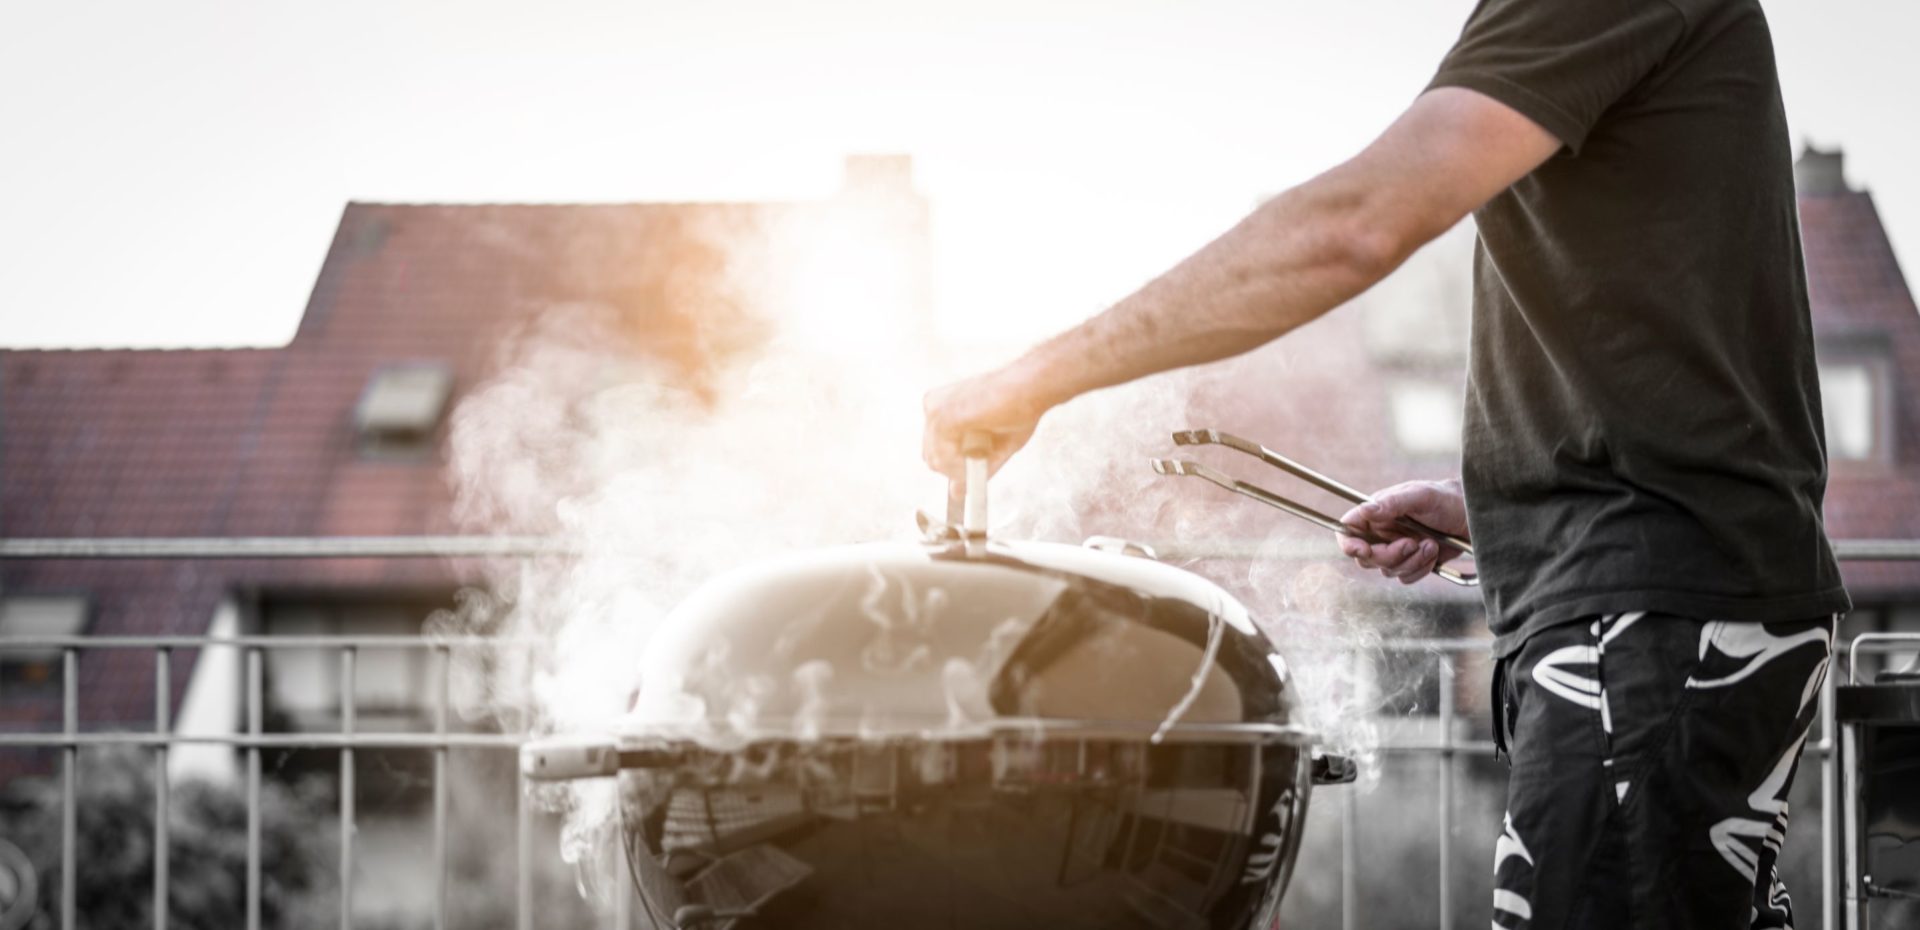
[1,349,280,731]
[1,199,810,731]
[1799,189,1920,597]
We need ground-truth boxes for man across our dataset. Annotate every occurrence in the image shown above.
[922,0,1850,927]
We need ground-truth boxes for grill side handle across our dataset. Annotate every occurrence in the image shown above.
[521,737,683,781]
[1311,751,1358,785]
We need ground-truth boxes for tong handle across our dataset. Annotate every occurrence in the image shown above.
[1173,429,1474,552]
[1371,513,1474,563]
[1153,450,1478,588]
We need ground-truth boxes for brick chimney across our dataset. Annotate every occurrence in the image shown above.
[1795,143,1851,195]
[821,154,935,356]
[840,153,916,198]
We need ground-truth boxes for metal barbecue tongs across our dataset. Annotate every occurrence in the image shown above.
[1151,429,1478,587]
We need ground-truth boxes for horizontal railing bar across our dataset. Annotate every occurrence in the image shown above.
[1271,636,1910,657]
[1830,539,1920,560]
[1373,739,1831,757]
[0,732,1842,754]
[0,634,541,649]
[0,729,1846,759]
[0,633,1511,656]
[1158,538,1920,561]
[0,733,525,749]
[4,634,1908,656]
[4,535,1918,560]
[1323,638,1487,653]
[1376,741,1497,756]
[0,536,580,559]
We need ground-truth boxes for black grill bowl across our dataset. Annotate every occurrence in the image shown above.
[530,538,1345,929]
[617,732,1312,929]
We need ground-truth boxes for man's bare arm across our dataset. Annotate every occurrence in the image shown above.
[924,87,1563,478]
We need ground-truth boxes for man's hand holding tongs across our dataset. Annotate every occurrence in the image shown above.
[1152,432,1477,587]
[1338,479,1470,585]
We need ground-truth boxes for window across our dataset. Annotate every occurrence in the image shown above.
[1818,362,1880,462]
[1,596,89,690]
[1390,381,1464,456]
[257,592,457,810]
[1358,225,1473,362]
[261,593,452,730]
[355,363,452,457]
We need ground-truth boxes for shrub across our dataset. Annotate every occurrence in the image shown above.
[0,747,336,930]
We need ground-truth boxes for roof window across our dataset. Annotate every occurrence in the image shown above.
[1389,380,1464,457]
[1819,360,1887,463]
[355,363,452,457]
[1,596,89,688]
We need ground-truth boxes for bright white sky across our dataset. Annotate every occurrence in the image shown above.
[2,0,1915,350]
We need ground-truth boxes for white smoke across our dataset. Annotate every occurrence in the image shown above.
[997,348,1437,784]
[437,209,1462,901]
[437,284,942,895]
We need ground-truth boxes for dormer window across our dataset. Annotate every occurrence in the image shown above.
[1818,358,1887,463]
[1,595,89,691]
[1389,380,1464,456]
[355,363,452,457]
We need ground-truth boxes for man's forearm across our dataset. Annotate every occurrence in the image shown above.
[1006,165,1416,408]
[990,87,1567,412]
[922,88,1560,479]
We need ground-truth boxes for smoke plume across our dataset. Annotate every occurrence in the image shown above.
[436,208,1465,901]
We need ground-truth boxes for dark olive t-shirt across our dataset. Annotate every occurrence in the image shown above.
[1427,0,1850,656]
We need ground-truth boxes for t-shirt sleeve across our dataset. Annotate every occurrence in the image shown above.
[1428,0,1686,155]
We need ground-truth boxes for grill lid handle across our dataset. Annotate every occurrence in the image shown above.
[942,431,993,555]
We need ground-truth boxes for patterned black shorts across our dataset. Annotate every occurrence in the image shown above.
[1491,612,1835,930]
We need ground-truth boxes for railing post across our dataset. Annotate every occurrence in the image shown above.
[1340,750,1357,930]
[433,645,449,930]
[61,647,77,930]
[246,647,262,930]
[1344,646,1366,930]
[340,647,356,930]
[1438,653,1455,930]
[1841,698,1862,930]
[613,861,632,930]
[155,647,171,930]
[517,767,533,930]
[1821,646,1839,930]
[518,652,535,930]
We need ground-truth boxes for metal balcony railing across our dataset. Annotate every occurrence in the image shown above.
[0,633,529,930]
[3,535,1918,930]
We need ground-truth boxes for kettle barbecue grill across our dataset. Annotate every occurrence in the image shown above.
[523,432,1357,929]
